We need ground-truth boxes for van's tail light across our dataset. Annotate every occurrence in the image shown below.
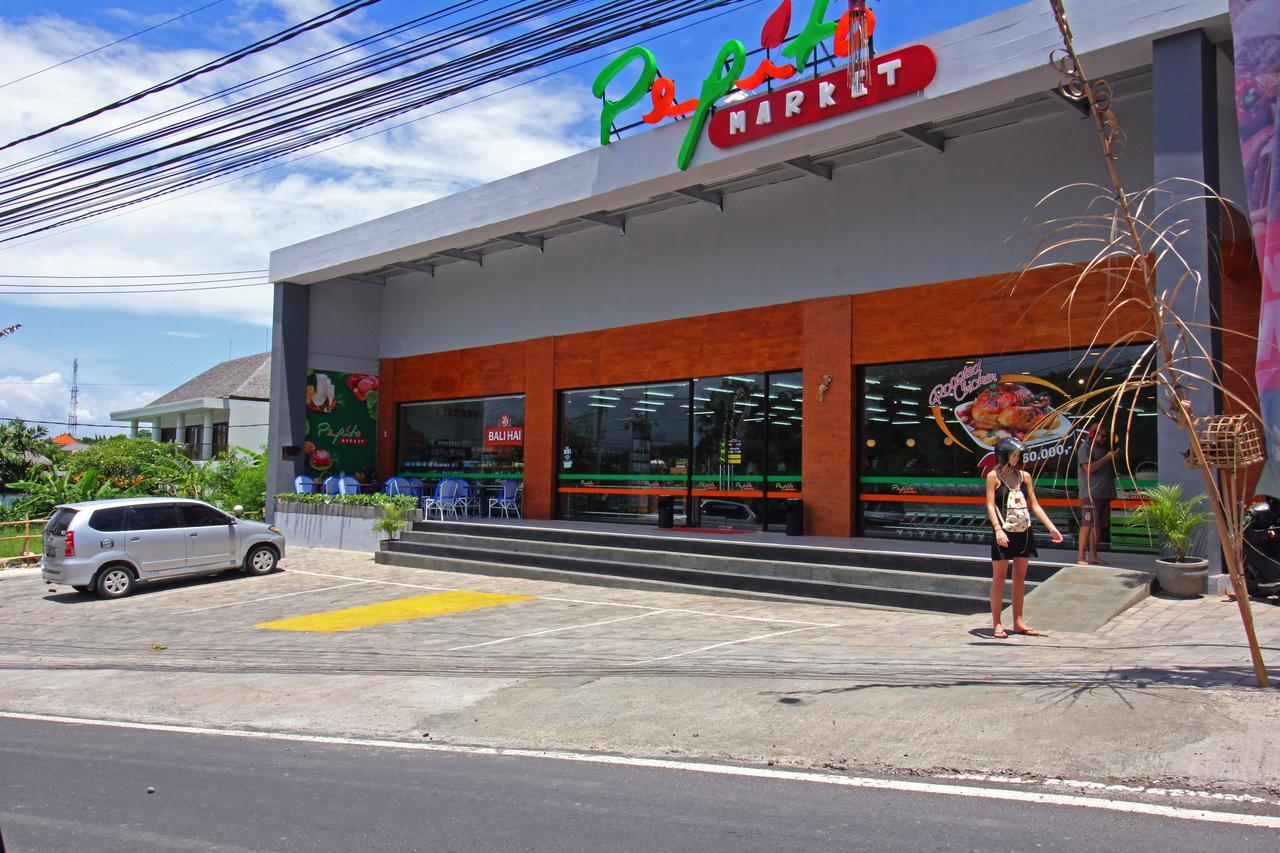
[64,530,75,557]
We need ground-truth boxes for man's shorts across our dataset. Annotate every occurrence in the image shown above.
[1080,499,1111,525]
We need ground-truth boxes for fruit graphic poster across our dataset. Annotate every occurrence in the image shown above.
[305,369,379,482]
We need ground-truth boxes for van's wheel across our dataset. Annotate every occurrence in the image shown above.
[245,545,278,575]
[95,566,135,599]
[71,585,92,594]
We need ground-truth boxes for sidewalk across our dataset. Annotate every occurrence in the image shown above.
[1,548,1276,795]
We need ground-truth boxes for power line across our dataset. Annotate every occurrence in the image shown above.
[0,0,234,92]
[0,1,757,244]
[1,416,269,429]
[2,275,266,290]
[0,282,269,295]
[0,0,383,153]
[0,269,265,278]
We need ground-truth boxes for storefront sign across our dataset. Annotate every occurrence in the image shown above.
[305,369,379,481]
[485,413,524,447]
[593,1,936,170]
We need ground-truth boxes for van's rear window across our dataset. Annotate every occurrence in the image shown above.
[45,509,77,536]
[89,508,126,533]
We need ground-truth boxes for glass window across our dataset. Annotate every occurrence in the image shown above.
[557,371,801,529]
[45,508,78,536]
[88,508,127,533]
[859,348,1157,552]
[159,427,177,444]
[183,425,202,457]
[181,504,231,527]
[691,374,765,530]
[212,423,229,457]
[397,395,524,493]
[559,381,691,525]
[126,504,183,531]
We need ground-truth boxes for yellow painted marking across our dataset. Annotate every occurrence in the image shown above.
[254,590,533,633]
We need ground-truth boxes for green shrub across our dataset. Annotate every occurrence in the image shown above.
[275,492,417,511]
[65,436,183,490]
[371,503,411,540]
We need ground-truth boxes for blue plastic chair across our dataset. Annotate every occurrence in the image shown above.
[488,479,522,518]
[322,476,340,496]
[335,474,361,495]
[383,476,414,497]
[293,474,317,494]
[423,479,463,520]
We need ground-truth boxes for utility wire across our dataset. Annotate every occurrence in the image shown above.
[0,0,233,92]
[0,269,265,278]
[0,1,755,243]
[0,0,382,153]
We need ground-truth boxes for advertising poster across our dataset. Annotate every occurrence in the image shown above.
[1229,0,1280,495]
[304,368,379,483]
[860,348,1158,550]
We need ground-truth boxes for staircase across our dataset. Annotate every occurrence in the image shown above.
[376,521,1067,614]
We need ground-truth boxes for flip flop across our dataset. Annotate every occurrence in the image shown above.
[993,628,1009,639]
[1014,628,1042,637]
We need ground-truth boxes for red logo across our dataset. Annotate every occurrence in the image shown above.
[486,415,524,447]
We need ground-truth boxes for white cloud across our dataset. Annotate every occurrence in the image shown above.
[0,371,157,437]
[162,331,209,338]
[0,5,597,327]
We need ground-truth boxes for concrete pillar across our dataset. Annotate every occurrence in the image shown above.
[266,282,311,521]
[1153,30,1222,568]
[129,420,138,439]
[174,413,186,450]
[201,411,214,461]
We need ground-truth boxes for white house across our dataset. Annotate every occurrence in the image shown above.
[112,353,270,460]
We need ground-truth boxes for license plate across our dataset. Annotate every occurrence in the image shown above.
[45,548,54,558]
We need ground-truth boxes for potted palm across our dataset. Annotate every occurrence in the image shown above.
[371,502,410,544]
[1130,485,1211,598]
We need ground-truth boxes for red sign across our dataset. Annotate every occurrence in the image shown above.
[485,414,524,447]
[708,45,936,148]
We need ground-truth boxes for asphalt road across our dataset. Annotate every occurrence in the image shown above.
[0,717,1274,852]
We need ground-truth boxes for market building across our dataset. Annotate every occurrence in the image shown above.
[266,0,1261,555]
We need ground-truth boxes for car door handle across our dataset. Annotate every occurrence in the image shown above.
[129,536,141,542]
[189,532,198,537]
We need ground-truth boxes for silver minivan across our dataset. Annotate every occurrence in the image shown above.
[41,497,286,599]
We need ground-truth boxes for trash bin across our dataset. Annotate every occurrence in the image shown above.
[657,495,675,529]
[785,498,804,537]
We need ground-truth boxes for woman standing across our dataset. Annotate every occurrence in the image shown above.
[986,437,1063,638]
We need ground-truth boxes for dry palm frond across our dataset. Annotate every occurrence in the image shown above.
[1034,0,1269,686]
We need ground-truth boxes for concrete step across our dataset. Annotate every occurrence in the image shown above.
[395,529,1012,600]
[379,539,1004,614]
[405,520,1062,583]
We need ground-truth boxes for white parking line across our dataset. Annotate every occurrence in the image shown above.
[175,582,369,614]
[290,568,838,628]
[3,712,1276,830]
[448,609,670,651]
[629,626,825,665]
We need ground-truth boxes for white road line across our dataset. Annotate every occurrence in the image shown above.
[288,568,455,592]
[629,625,824,665]
[932,773,1280,808]
[448,610,670,651]
[174,582,369,614]
[1,711,1276,830]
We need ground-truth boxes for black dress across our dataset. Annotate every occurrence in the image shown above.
[991,474,1039,561]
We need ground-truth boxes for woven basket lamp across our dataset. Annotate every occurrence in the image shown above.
[1194,414,1266,470]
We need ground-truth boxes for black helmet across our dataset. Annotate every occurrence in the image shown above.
[1248,500,1275,531]
[995,437,1024,466]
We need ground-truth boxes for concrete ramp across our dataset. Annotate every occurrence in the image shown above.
[1004,563,1154,633]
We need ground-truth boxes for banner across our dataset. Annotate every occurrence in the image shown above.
[1230,0,1280,494]
[304,369,379,484]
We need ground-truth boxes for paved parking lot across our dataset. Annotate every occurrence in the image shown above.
[1,548,1278,792]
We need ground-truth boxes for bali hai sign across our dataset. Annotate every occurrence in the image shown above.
[592,1,937,170]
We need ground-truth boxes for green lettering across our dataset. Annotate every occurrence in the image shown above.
[591,46,658,146]
[677,39,747,171]
[780,0,836,73]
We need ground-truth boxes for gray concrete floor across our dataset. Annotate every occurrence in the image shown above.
[1,550,1277,797]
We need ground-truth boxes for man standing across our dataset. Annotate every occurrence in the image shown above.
[1077,424,1117,565]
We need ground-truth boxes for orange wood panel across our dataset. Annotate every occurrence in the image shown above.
[802,296,854,537]
[851,264,1154,365]
[523,337,556,519]
[553,302,804,389]
[388,341,528,401]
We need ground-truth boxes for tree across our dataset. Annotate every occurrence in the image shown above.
[0,418,53,488]
[8,470,130,517]
[64,436,183,490]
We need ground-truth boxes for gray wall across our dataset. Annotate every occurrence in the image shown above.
[372,92,1158,358]
[308,277,383,374]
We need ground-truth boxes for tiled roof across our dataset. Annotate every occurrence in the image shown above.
[149,352,271,406]
[50,433,77,446]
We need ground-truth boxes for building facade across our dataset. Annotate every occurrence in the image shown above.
[266,0,1260,553]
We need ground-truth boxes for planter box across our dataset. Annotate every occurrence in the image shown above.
[274,503,422,553]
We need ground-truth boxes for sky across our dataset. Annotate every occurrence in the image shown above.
[0,0,1028,439]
